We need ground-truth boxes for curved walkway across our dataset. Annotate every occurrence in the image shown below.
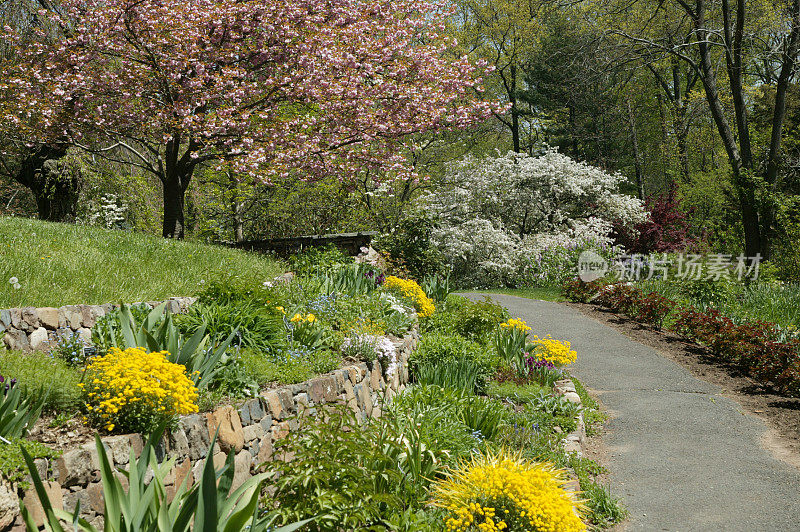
[465,294,800,531]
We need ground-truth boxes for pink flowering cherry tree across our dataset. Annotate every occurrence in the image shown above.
[2,0,497,237]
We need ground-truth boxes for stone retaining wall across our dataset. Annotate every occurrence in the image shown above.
[0,297,197,352]
[4,327,419,530]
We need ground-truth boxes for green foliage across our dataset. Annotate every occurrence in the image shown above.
[572,377,607,436]
[0,217,283,308]
[315,263,382,297]
[289,244,350,276]
[527,390,582,419]
[20,423,311,532]
[410,333,496,392]
[373,212,445,280]
[176,302,285,353]
[238,348,340,387]
[266,405,447,530]
[421,272,453,303]
[0,381,44,439]
[327,292,415,336]
[457,297,509,342]
[94,303,235,390]
[415,357,484,395]
[0,350,82,413]
[420,295,507,344]
[486,381,551,403]
[0,438,59,488]
[578,477,628,528]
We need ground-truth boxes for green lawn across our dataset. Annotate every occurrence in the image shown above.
[458,287,565,302]
[0,217,284,308]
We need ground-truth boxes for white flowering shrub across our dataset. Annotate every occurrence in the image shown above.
[424,149,646,286]
[81,193,128,229]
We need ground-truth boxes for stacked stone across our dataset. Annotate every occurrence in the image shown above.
[5,327,419,530]
[0,297,197,352]
[554,378,588,499]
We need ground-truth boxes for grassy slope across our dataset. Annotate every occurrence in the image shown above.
[0,217,284,308]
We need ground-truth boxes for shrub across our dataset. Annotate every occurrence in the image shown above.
[594,283,674,327]
[383,276,435,317]
[373,212,445,281]
[671,306,800,396]
[81,347,199,434]
[431,449,586,532]
[411,333,495,392]
[266,405,447,530]
[458,298,509,342]
[561,278,606,303]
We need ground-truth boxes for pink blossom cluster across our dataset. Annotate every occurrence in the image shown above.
[2,0,500,180]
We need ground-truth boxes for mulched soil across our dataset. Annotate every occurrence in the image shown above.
[566,302,800,470]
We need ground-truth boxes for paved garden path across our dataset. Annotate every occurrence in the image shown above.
[464,294,800,531]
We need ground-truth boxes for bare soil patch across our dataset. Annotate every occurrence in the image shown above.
[566,302,800,470]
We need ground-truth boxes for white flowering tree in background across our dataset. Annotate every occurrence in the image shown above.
[424,149,647,286]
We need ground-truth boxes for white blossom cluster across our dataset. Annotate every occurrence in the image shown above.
[341,333,400,379]
[82,193,128,229]
[423,149,647,286]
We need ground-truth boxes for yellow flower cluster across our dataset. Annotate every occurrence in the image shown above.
[79,347,198,434]
[433,449,586,532]
[383,275,435,318]
[290,312,316,324]
[500,318,531,333]
[530,335,577,366]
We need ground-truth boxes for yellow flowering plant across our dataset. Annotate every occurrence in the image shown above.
[432,449,586,532]
[382,276,435,318]
[495,317,530,367]
[529,335,577,367]
[286,312,326,350]
[79,347,198,434]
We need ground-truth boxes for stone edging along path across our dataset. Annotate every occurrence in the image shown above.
[2,327,420,530]
[0,297,198,351]
[554,378,587,500]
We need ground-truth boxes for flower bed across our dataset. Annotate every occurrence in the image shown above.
[2,256,624,530]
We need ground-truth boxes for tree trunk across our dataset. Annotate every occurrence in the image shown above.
[161,134,198,239]
[162,178,185,239]
[510,64,521,153]
[626,99,646,200]
[694,0,762,257]
[14,144,81,222]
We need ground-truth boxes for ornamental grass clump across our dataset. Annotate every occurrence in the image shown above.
[80,347,198,434]
[432,449,586,531]
[383,275,436,317]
